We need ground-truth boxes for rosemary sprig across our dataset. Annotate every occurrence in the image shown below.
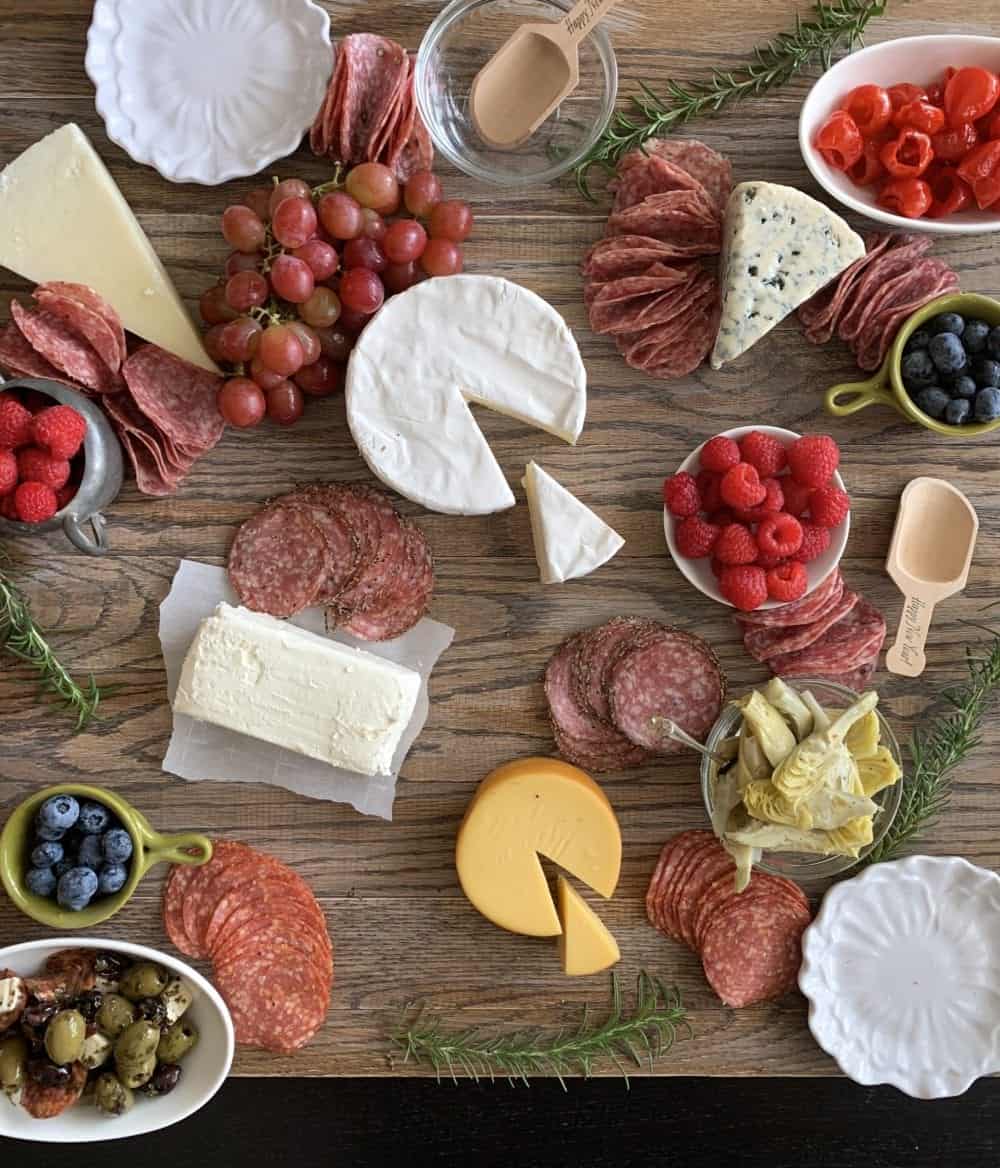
[574,0,887,199]
[862,626,1000,867]
[392,971,689,1087]
[0,556,103,730]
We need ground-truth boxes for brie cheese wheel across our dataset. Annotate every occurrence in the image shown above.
[556,876,620,976]
[347,275,587,515]
[710,182,865,369]
[522,461,624,584]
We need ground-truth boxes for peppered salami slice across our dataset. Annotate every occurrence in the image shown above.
[735,569,843,629]
[573,618,654,725]
[10,300,118,393]
[701,896,808,1008]
[274,488,361,606]
[768,596,886,678]
[744,589,859,663]
[0,321,72,384]
[341,519,434,641]
[627,139,734,213]
[123,344,224,454]
[34,286,124,376]
[228,505,330,618]
[327,485,406,616]
[20,1062,87,1119]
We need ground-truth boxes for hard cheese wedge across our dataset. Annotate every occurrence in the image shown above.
[174,603,420,777]
[0,123,216,372]
[710,182,865,369]
[556,875,620,976]
[347,276,587,515]
[523,461,624,584]
[456,758,621,936]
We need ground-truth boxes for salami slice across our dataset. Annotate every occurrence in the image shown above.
[744,589,859,663]
[735,569,843,629]
[33,281,127,367]
[123,344,224,454]
[769,596,886,678]
[395,100,434,180]
[274,488,361,606]
[10,300,118,393]
[0,321,72,384]
[310,43,342,155]
[572,618,653,725]
[583,234,719,281]
[834,239,934,344]
[324,485,404,615]
[855,264,959,371]
[339,34,409,163]
[611,153,706,212]
[340,519,434,641]
[798,234,895,344]
[606,190,722,247]
[228,504,330,618]
[34,286,124,376]
[214,948,329,1052]
[366,47,411,165]
[588,265,697,334]
[627,139,734,213]
[204,873,328,960]
[701,896,807,1008]
[163,863,201,956]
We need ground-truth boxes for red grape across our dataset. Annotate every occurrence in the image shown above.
[266,380,305,425]
[384,219,428,263]
[225,251,262,279]
[250,355,288,390]
[316,326,354,362]
[337,307,373,335]
[203,323,230,363]
[420,239,464,277]
[272,196,318,249]
[225,270,269,312]
[428,200,474,242]
[293,239,339,281]
[222,205,266,253]
[269,254,315,304]
[218,377,266,427]
[218,317,263,363]
[383,261,423,295]
[360,209,387,241]
[243,187,273,221]
[404,171,443,218]
[258,323,305,375]
[287,321,321,366]
[299,286,342,329]
[342,237,387,273]
[317,191,364,240]
[200,284,239,325]
[345,163,400,214]
[268,178,311,219]
[339,269,384,315]
[295,356,343,398]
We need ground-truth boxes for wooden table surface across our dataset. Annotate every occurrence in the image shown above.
[1,0,998,1079]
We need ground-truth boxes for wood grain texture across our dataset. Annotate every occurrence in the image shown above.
[1,0,999,1079]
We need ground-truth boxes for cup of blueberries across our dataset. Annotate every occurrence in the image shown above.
[825,293,1000,436]
[0,785,212,928]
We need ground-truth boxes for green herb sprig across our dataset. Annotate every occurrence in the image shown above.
[392,971,689,1087]
[574,0,887,198]
[862,626,1000,867]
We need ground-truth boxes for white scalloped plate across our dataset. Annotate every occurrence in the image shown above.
[799,856,1000,1099]
[85,0,332,185]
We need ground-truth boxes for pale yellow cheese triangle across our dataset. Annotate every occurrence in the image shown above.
[556,875,620,976]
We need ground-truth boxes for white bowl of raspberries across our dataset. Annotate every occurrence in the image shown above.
[663,427,850,612]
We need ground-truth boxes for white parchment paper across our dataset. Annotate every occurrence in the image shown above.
[158,560,454,820]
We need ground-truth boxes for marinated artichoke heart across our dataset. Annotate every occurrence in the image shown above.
[762,677,814,739]
[737,691,797,767]
[800,690,830,733]
[858,746,903,798]
[743,778,877,831]
[845,710,881,760]
[771,691,879,805]
[726,820,847,856]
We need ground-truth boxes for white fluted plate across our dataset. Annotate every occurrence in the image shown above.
[800,855,1000,1099]
[86,0,332,185]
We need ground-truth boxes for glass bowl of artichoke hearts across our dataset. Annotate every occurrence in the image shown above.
[701,677,903,886]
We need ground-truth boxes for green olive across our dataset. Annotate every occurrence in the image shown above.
[0,1035,28,1091]
[115,1052,157,1090]
[119,962,169,1003]
[94,1071,134,1116]
[96,994,136,1039]
[161,977,193,1025]
[43,1009,86,1066]
[156,1019,199,1064]
[114,1019,161,1066]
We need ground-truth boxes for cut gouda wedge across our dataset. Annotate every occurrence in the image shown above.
[556,876,620,976]
[456,757,621,937]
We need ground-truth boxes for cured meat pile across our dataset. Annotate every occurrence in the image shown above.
[646,831,811,1009]
[799,233,959,371]
[581,140,731,379]
[163,840,332,1053]
[738,569,887,690]
[228,483,434,641]
[0,283,224,496]
[310,33,433,181]
[544,618,725,773]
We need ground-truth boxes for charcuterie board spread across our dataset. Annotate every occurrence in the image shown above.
[2,0,1000,1116]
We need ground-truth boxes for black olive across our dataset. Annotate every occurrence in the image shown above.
[20,1003,57,1049]
[26,1056,71,1088]
[94,952,127,981]
[76,990,104,1022]
[135,997,168,1027]
[139,1062,182,1097]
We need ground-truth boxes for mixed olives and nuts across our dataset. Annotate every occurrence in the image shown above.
[0,949,199,1120]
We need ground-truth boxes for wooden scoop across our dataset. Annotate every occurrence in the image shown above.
[470,0,623,148]
[885,477,978,678]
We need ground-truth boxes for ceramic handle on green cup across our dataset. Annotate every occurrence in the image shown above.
[134,826,213,878]
[824,366,904,418]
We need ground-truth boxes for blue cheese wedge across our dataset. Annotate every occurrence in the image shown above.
[174,603,420,777]
[522,461,624,584]
[710,182,865,369]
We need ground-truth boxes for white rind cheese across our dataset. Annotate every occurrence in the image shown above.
[174,603,420,777]
[346,275,587,516]
[710,182,865,369]
[0,123,216,372]
[522,461,624,584]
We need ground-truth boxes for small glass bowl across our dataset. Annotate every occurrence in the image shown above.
[415,0,617,187]
[700,679,903,883]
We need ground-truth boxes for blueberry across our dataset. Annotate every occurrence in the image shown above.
[962,319,990,354]
[929,331,967,376]
[26,867,57,897]
[98,863,128,896]
[912,387,950,420]
[904,329,931,353]
[901,350,937,390]
[987,326,1000,359]
[929,312,965,336]
[37,795,79,834]
[945,399,971,426]
[973,357,1000,388]
[951,374,978,399]
[30,841,63,869]
[35,822,66,842]
[102,828,133,865]
[56,867,99,911]
[77,834,104,871]
[974,387,1000,422]
[76,801,110,836]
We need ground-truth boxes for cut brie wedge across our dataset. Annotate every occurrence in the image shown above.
[523,460,624,584]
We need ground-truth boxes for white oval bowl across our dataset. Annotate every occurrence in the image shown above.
[799,34,1000,236]
[0,938,233,1143]
[662,425,849,610]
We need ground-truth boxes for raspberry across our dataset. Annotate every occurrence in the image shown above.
[766,560,809,603]
[782,478,815,518]
[699,435,741,473]
[0,449,17,496]
[719,564,768,611]
[695,469,723,513]
[787,434,840,488]
[14,481,58,524]
[675,514,720,559]
[739,430,787,477]
[663,471,701,518]
[714,523,758,565]
[809,484,850,528]
[0,397,33,449]
[754,550,786,569]
[732,477,784,523]
[756,512,804,558]
[794,522,832,563]
[16,447,71,491]
[55,485,77,511]
[720,462,766,509]
[31,405,87,460]
[0,492,19,521]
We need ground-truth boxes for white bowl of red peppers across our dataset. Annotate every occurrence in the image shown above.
[799,35,1000,234]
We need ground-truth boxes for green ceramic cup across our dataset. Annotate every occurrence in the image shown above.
[0,784,212,929]
[825,292,1000,438]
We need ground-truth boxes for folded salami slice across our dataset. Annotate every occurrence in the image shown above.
[798,234,896,344]
[768,595,886,679]
[744,589,859,663]
[606,189,722,248]
[0,321,72,383]
[611,153,707,213]
[588,265,697,335]
[583,234,720,281]
[123,344,224,455]
[34,283,125,375]
[623,139,734,213]
[10,300,118,393]
[735,569,843,629]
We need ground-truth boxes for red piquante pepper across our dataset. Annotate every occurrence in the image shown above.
[924,166,974,218]
[846,138,886,186]
[887,83,927,112]
[877,177,933,218]
[945,66,1000,128]
[931,121,979,163]
[880,129,934,178]
[815,110,864,170]
[842,84,892,136]
[893,98,946,135]
[957,139,1000,208]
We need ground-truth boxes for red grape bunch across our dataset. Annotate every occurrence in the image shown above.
[201,163,475,429]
